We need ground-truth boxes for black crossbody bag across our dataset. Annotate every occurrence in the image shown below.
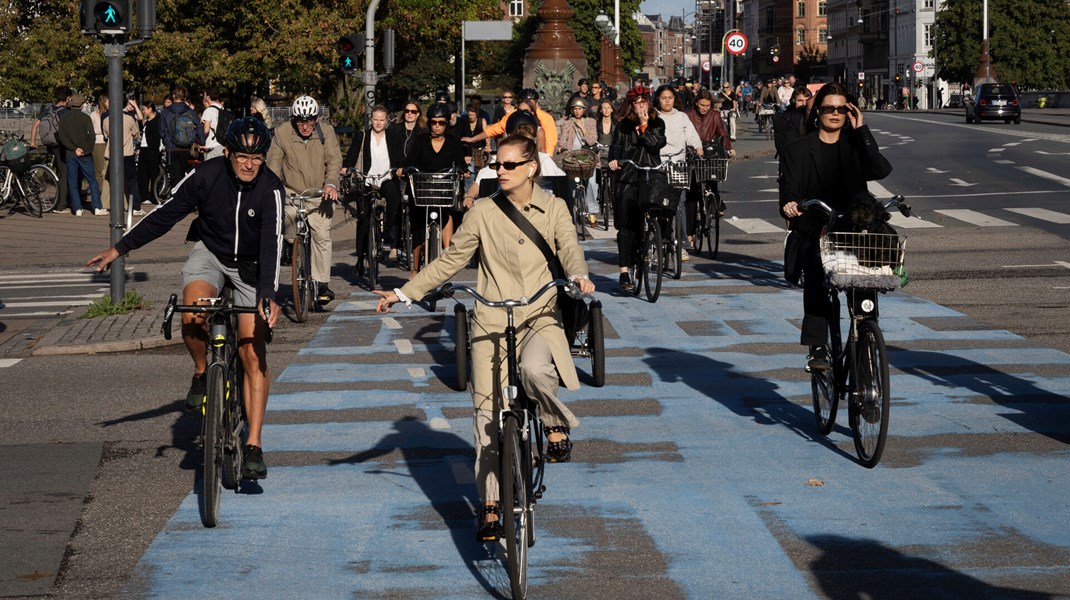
[491,192,589,345]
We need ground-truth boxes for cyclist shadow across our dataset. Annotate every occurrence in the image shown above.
[644,346,856,460]
[328,417,509,597]
[689,253,793,289]
[890,347,1070,445]
[806,534,1055,599]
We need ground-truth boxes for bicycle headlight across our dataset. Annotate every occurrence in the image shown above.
[861,299,875,314]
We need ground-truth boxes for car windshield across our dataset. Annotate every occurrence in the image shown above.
[983,85,1015,96]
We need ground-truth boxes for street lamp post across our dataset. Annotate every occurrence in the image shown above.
[595,1,624,88]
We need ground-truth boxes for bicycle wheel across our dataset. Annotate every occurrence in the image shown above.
[850,320,891,468]
[710,190,722,260]
[291,236,311,323]
[765,116,774,141]
[26,165,59,213]
[367,213,380,290]
[0,166,11,204]
[573,186,587,241]
[589,301,605,387]
[453,303,469,392]
[669,214,682,280]
[399,205,413,271]
[201,363,226,528]
[811,309,842,436]
[221,359,245,491]
[426,223,441,311]
[692,186,707,257]
[599,176,612,231]
[18,180,44,218]
[501,416,530,600]
[153,170,170,203]
[642,216,663,303]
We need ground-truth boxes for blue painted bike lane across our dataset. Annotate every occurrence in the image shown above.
[125,248,1070,599]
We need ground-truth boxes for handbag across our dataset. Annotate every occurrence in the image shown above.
[491,192,590,345]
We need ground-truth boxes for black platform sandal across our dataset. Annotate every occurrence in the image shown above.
[477,504,501,542]
[545,426,573,463]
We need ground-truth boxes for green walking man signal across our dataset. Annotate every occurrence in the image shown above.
[339,34,364,73]
[81,0,131,35]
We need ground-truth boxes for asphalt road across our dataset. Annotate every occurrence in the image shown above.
[1,114,1068,599]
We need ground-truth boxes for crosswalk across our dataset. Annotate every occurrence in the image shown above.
[0,270,110,318]
[721,205,1070,235]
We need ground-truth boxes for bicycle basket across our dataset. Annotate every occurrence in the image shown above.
[690,157,728,183]
[2,155,31,175]
[819,232,906,291]
[409,172,459,207]
[560,149,597,180]
[596,145,609,169]
[666,160,690,189]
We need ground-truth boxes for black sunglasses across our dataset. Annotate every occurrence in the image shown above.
[404,108,420,114]
[819,105,851,115]
[429,119,449,126]
[488,159,534,171]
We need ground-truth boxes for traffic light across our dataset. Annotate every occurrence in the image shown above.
[80,0,131,35]
[338,34,363,73]
[895,73,901,82]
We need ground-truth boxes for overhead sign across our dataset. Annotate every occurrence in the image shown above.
[463,21,513,41]
[772,55,780,63]
[725,32,748,56]
[857,71,865,81]
[912,61,924,73]
[702,61,711,72]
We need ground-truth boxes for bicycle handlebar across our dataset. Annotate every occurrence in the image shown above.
[801,195,915,220]
[161,293,273,343]
[287,188,324,205]
[423,278,583,310]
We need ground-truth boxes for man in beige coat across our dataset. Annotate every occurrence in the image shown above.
[267,95,343,303]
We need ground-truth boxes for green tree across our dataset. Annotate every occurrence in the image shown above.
[934,0,1070,89]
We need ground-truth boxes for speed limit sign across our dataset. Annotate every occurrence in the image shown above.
[725,32,748,56]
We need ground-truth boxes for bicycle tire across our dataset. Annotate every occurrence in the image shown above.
[26,165,59,213]
[367,213,379,290]
[669,214,682,280]
[642,217,663,303]
[19,178,44,218]
[201,363,226,527]
[693,186,707,256]
[400,205,413,271]
[599,176,612,231]
[292,237,311,323]
[589,302,605,387]
[221,358,245,491]
[153,171,170,203]
[0,166,12,204]
[850,319,890,468]
[812,311,841,436]
[426,224,440,311]
[453,304,470,392]
[502,416,529,600]
[573,186,587,241]
[711,191,722,259]
[765,116,774,141]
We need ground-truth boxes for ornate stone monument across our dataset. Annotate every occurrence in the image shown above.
[523,0,589,116]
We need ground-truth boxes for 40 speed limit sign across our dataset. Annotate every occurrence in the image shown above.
[725,32,748,55]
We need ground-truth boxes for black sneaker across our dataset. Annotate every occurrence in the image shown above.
[185,374,206,411]
[280,245,292,267]
[316,284,335,304]
[241,444,267,480]
[476,505,501,542]
[807,346,830,372]
[619,273,633,292]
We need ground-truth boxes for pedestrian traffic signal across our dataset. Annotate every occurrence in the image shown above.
[338,34,363,73]
[80,0,131,35]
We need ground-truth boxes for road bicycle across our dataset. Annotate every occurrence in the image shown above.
[689,153,729,259]
[427,278,584,600]
[758,103,776,140]
[161,287,273,527]
[803,196,913,468]
[559,148,598,240]
[406,168,460,268]
[342,171,392,290]
[593,144,613,231]
[287,188,322,323]
[618,155,689,302]
[450,281,605,392]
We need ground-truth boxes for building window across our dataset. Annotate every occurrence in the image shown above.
[797,0,805,17]
[924,23,932,47]
[508,0,523,18]
[818,0,827,16]
[764,6,775,30]
[818,27,829,43]
[923,0,934,8]
[796,28,806,45]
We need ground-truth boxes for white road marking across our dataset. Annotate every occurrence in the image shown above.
[1003,142,1022,146]
[888,212,942,228]
[0,311,73,317]
[994,159,1016,164]
[2,300,94,308]
[382,317,402,330]
[869,113,1070,144]
[867,181,896,199]
[725,218,784,234]
[394,339,414,354]
[949,178,978,187]
[1035,151,1070,156]
[429,418,451,430]
[0,359,22,368]
[407,367,425,377]
[926,167,949,174]
[987,148,1005,153]
[1017,166,1070,188]
[1004,208,1070,224]
[0,272,113,282]
[749,175,778,179]
[935,209,1018,227]
[1003,262,1070,269]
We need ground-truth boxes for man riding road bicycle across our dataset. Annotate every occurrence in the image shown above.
[86,117,284,481]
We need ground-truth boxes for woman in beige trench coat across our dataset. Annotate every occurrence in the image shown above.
[374,132,596,542]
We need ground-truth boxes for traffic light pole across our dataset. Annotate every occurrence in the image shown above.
[105,42,127,303]
[363,0,381,126]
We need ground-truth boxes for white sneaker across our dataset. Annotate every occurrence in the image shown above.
[93,208,109,216]
[74,209,83,217]
[132,209,146,216]
[681,249,690,262]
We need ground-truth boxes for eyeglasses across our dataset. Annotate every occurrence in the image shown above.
[296,117,316,125]
[488,159,533,171]
[819,105,851,115]
[429,119,448,126]
[502,95,514,99]
[232,154,264,166]
[404,108,420,114]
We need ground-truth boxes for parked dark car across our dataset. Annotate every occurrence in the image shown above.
[966,83,1021,124]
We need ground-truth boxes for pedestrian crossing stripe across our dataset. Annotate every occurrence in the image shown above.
[0,359,22,368]
[934,209,1018,227]
[715,206,1070,235]
[1005,208,1070,224]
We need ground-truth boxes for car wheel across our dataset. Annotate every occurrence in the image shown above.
[1014,116,1021,125]
[1004,118,1011,124]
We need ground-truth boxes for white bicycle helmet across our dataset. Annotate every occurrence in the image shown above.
[291,95,320,118]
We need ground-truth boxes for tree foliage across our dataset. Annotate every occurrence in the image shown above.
[934,0,1070,89]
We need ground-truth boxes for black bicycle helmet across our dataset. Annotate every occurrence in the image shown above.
[518,88,540,101]
[223,117,272,155]
[434,89,451,104]
[505,108,538,135]
[426,103,452,121]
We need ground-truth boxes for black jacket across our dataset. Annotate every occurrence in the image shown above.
[773,106,807,160]
[779,125,892,237]
[343,128,402,175]
[608,116,666,185]
[386,122,427,163]
[115,157,285,302]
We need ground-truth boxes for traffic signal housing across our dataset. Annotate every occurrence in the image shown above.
[80,0,131,35]
[339,34,364,73]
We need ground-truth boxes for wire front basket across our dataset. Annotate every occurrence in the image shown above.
[409,172,459,207]
[819,231,907,291]
[560,149,598,180]
[690,157,729,183]
[666,160,690,189]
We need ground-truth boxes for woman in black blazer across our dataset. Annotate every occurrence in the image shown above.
[779,82,893,370]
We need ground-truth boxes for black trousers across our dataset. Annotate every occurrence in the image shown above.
[614,181,643,268]
[167,149,193,192]
[137,147,161,204]
[48,145,69,211]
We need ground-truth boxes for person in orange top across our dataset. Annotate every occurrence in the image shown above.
[462,88,557,153]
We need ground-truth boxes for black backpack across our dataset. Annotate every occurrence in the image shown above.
[213,107,235,141]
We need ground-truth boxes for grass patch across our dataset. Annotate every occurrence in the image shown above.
[81,290,148,319]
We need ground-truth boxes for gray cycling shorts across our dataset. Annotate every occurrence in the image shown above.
[181,242,257,307]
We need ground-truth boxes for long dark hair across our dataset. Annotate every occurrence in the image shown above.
[619,95,658,123]
[805,82,857,133]
[653,84,680,111]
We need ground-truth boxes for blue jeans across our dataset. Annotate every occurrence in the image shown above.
[66,153,103,211]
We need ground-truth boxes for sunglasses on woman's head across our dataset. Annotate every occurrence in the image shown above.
[819,105,850,115]
[488,159,533,171]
